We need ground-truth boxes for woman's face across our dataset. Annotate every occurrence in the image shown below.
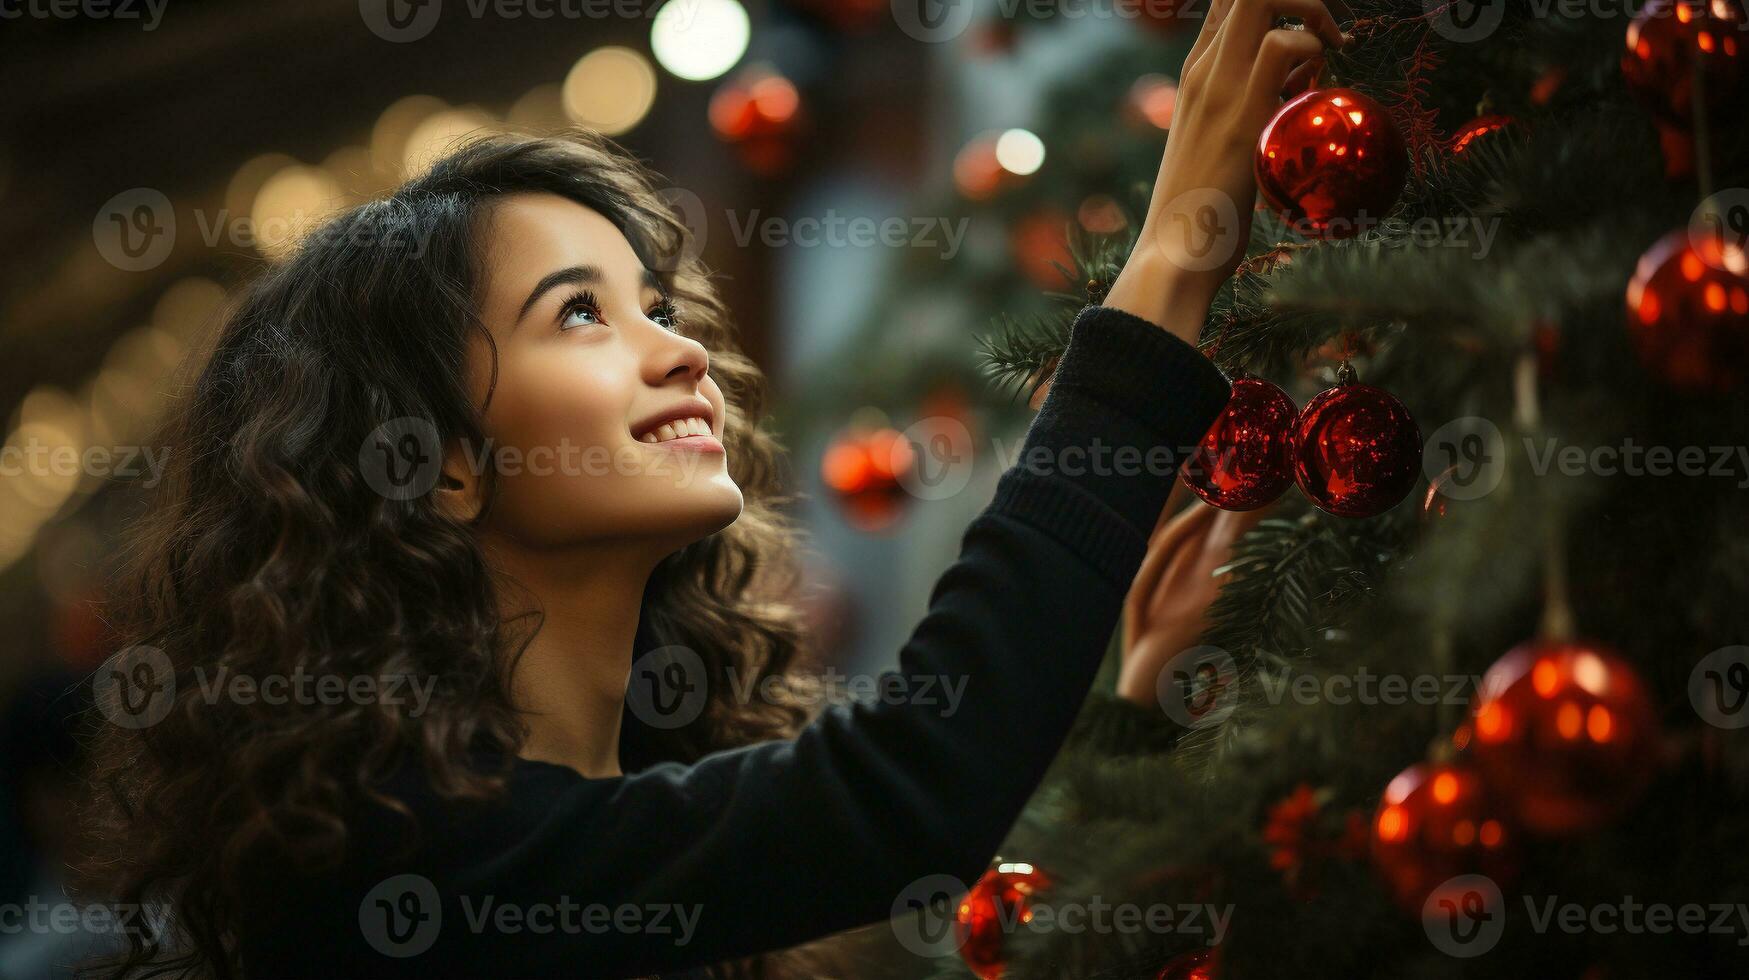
[456,192,742,555]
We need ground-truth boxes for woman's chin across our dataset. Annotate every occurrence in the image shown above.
[655,480,745,547]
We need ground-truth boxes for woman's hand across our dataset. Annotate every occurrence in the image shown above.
[1118,486,1272,706]
[1104,0,1345,343]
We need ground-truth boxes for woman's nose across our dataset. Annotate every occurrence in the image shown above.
[646,322,710,386]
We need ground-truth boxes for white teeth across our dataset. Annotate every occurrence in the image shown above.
[641,416,711,444]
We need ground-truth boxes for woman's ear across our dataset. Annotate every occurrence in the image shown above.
[435,438,484,523]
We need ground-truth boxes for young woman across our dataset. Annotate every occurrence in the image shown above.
[79,2,1341,977]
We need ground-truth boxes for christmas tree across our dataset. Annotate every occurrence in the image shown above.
[821,1,1749,976]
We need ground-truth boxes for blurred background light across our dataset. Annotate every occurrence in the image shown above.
[994,128,1045,176]
[563,47,659,134]
[651,0,750,82]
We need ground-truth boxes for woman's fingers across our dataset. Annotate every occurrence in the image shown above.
[1280,52,1325,99]
[1248,26,1329,103]
[1127,497,1216,627]
[1203,504,1272,566]
[1212,0,1343,84]
[1126,482,1194,634]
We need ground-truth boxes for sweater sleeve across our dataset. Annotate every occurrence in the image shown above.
[242,305,1230,979]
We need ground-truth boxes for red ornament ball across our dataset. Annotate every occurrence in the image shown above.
[1470,640,1663,834]
[1622,0,1747,122]
[709,69,802,176]
[956,862,1050,980]
[1625,229,1749,392]
[1291,370,1422,518]
[1450,113,1518,154]
[821,426,914,532]
[1182,377,1297,511]
[1371,761,1518,911]
[1255,87,1408,239]
[1155,946,1217,980]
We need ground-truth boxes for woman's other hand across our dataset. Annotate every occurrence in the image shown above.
[1118,485,1272,706]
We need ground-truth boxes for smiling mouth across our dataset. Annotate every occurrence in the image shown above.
[636,416,717,445]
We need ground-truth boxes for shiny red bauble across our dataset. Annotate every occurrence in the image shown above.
[1625,229,1749,392]
[820,426,914,531]
[1622,0,1746,122]
[1291,370,1422,518]
[1371,761,1518,911]
[1469,640,1662,834]
[955,862,1050,980]
[1181,377,1297,511]
[1255,87,1409,239]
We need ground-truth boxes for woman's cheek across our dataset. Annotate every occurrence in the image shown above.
[494,346,634,457]
[470,348,637,541]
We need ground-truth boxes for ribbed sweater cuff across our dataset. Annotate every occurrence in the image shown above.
[1050,304,1233,442]
[985,304,1230,584]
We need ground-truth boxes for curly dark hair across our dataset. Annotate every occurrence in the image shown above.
[76,132,815,979]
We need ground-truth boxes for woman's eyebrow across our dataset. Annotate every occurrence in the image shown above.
[518,264,602,321]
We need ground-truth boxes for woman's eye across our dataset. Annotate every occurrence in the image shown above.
[648,302,681,332]
[559,294,603,331]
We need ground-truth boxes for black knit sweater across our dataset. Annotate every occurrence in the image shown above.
[235,304,1231,979]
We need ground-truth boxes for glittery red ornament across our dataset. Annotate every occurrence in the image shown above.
[1371,761,1518,911]
[1622,0,1746,122]
[1625,229,1749,392]
[1255,87,1408,239]
[955,862,1050,980]
[1469,640,1662,834]
[1155,946,1217,980]
[820,425,914,531]
[1450,113,1518,153]
[1291,365,1422,518]
[1181,377,1297,511]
